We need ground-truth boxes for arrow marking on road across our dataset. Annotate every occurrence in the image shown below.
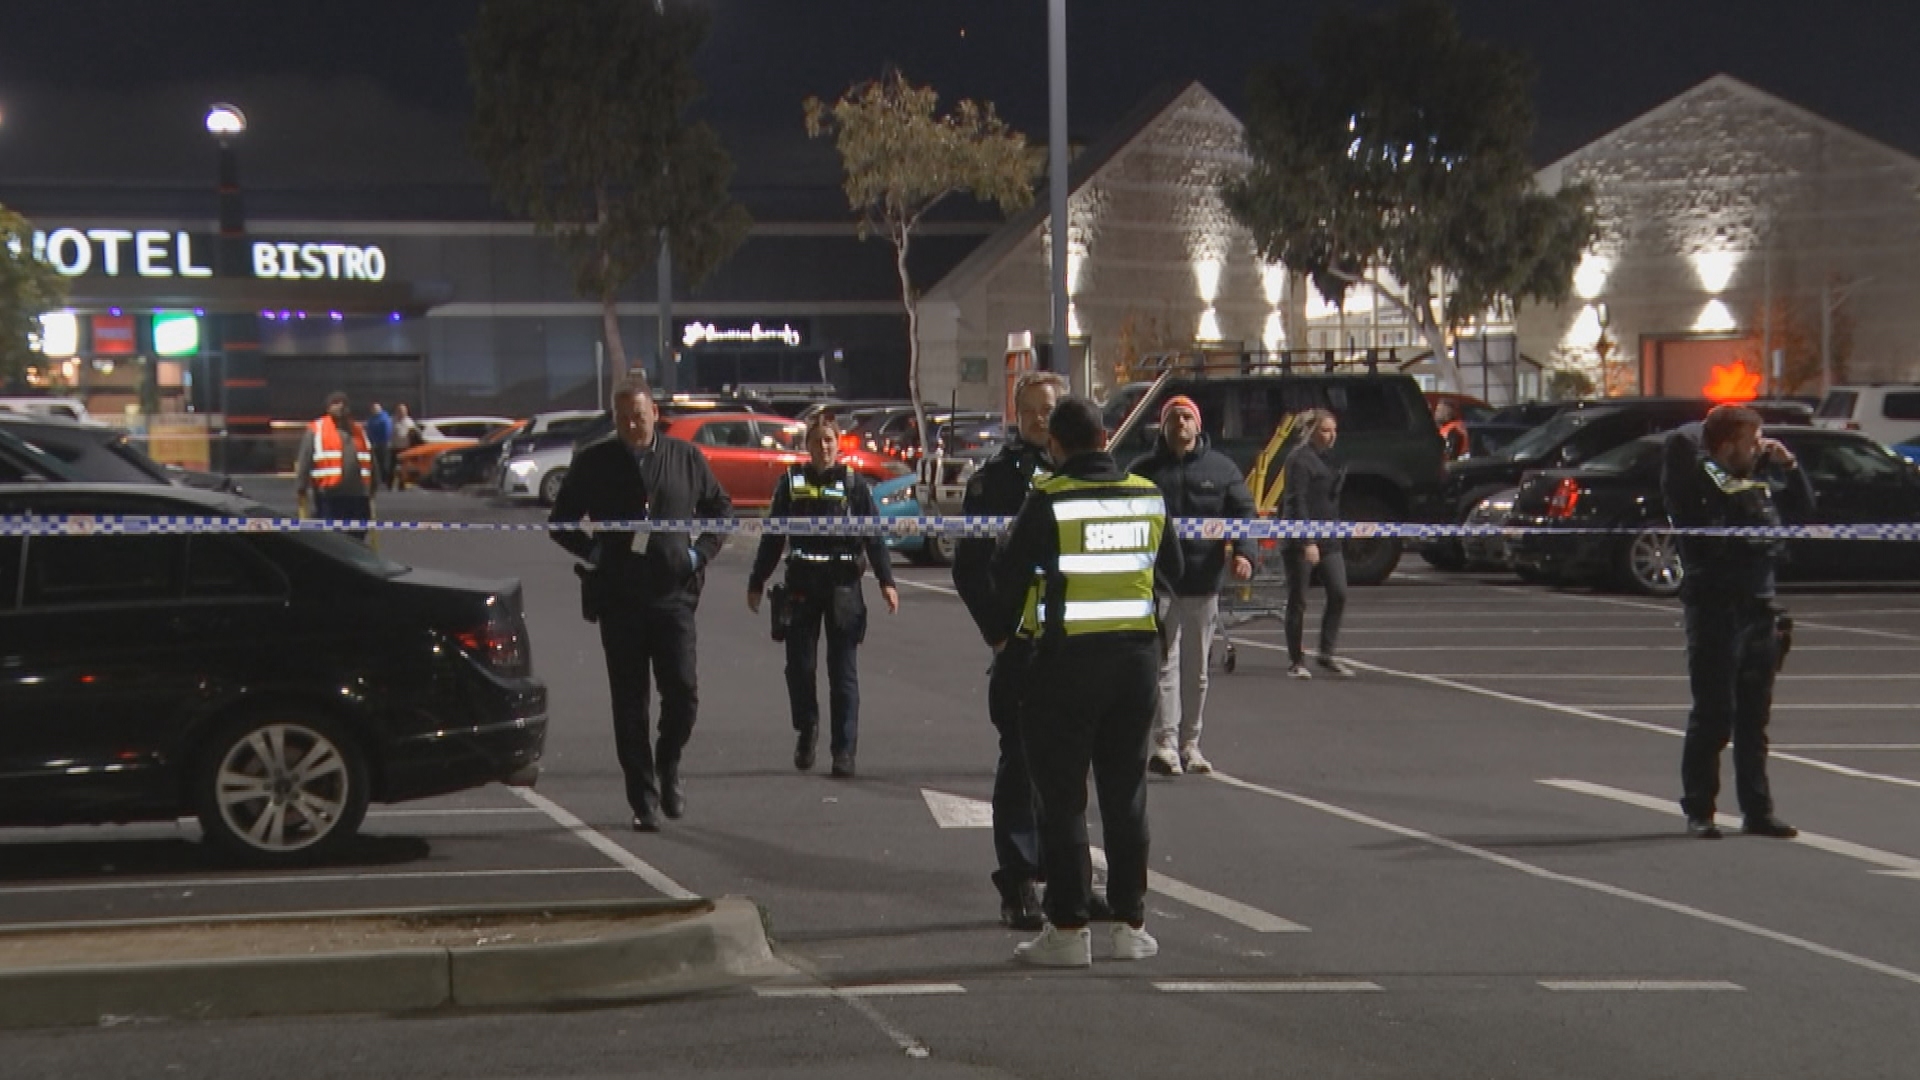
[1540,778,1920,879]
[919,789,1309,932]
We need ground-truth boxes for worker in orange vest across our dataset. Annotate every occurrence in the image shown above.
[1435,401,1469,461]
[296,391,376,536]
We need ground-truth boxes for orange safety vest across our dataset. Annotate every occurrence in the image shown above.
[1439,420,1468,460]
[308,416,374,490]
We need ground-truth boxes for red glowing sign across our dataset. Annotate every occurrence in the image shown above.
[1702,362,1761,403]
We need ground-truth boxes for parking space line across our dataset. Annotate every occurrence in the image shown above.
[1233,643,1920,653]
[1206,770,1920,988]
[754,983,965,999]
[1232,640,1920,793]
[0,866,627,898]
[1777,743,1920,750]
[1540,980,1743,992]
[894,578,958,596]
[1540,778,1920,878]
[509,787,696,900]
[366,806,547,818]
[1607,704,1920,711]
[1511,589,1920,644]
[1154,980,1382,994]
[1393,674,1920,681]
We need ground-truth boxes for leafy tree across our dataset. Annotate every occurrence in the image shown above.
[805,72,1038,446]
[467,0,750,383]
[0,205,67,387]
[1224,0,1594,391]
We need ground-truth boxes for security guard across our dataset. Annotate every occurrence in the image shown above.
[749,416,899,778]
[989,395,1183,968]
[954,370,1068,931]
[1662,404,1814,840]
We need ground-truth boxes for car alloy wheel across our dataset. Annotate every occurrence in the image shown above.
[538,467,569,506]
[195,713,368,865]
[924,533,955,566]
[1622,528,1683,596]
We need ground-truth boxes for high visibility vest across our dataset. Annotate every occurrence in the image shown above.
[1018,472,1165,639]
[308,417,373,490]
[1439,420,1468,459]
[784,464,862,569]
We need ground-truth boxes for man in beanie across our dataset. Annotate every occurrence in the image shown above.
[1129,394,1256,776]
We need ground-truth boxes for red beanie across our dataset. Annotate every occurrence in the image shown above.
[1160,395,1201,426]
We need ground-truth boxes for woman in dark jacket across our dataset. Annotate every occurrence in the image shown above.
[1280,409,1353,679]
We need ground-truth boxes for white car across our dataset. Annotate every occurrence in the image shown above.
[0,396,92,424]
[415,416,515,444]
[1816,385,1920,447]
[499,442,575,506]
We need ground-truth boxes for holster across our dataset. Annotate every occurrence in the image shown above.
[1772,604,1794,672]
[769,583,792,642]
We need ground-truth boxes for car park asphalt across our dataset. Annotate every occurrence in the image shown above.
[5,479,1920,1078]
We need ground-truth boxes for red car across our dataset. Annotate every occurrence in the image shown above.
[664,413,907,511]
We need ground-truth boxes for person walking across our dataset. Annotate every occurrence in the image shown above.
[1663,405,1812,840]
[748,416,900,778]
[364,402,393,491]
[1434,401,1469,461]
[1281,408,1353,679]
[549,378,733,832]
[954,369,1067,932]
[390,404,420,490]
[1128,394,1255,776]
[989,395,1183,968]
[294,391,375,536]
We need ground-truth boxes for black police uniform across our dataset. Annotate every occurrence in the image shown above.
[953,436,1052,920]
[1662,430,1815,828]
[987,451,1184,929]
[749,462,895,775]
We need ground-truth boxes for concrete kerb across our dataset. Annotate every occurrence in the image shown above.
[0,895,782,1030]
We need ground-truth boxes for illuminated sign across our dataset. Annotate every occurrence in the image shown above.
[1702,362,1761,403]
[677,319,808,348]
[152,312,201,357]
[37,312,79,358]
[92,313,136,355]
[33,229,212,278]
[29,228,387,282]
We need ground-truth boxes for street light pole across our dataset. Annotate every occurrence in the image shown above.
[1047,0,1070,386]
[205,103,257,472]
[652,0,675,396]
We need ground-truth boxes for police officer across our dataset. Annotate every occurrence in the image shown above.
[1663,404,1814,840]
[989,395,1183,968]
[749,416,900,778]
[954,370,1068,931]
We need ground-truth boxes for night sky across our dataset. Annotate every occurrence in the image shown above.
[2,0,1917,192]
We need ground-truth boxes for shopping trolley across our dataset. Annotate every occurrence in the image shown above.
[1210,414,1304,674]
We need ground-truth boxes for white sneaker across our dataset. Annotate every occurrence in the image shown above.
[1181,743,1212,775]
[1110,922,1159,961]
[1317,655,1356,679]
[1014,924,1092,967]
[1288,663,1313,680]
[1148,746,1183,776]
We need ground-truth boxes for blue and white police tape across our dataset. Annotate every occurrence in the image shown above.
[4,514,1920,542]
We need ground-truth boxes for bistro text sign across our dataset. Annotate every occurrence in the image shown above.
[677,318,809,349]
[30,229,388,283]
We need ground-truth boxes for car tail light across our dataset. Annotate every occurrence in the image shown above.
[1545,477,1582,519]
[454,614,530,676]
[838,433,860,452]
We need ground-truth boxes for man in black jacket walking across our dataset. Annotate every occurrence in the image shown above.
[953,369,1068,931]
[1129,394,1255,776]
[550,378,733,832]
[1663,405,1813,840]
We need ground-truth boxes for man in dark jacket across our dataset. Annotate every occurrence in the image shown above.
[953,370,1068,931]
[550,378,733,832]
[1129,394,1255,776]
[748,416,900,779]
[988,395,1184,967]
[1662,405,1813,840]
[1281,408,1353,679]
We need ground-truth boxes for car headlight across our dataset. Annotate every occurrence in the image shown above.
[508,459,538,477]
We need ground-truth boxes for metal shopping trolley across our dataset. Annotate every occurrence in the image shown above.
[1209,414,1305,674]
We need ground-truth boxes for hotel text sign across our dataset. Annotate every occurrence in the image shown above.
[30,229,388,282]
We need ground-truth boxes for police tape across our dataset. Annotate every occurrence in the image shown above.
[4,513,1920,542]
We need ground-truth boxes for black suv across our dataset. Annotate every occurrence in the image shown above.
[1422,397,1812,571]
[1103,370,1448,585]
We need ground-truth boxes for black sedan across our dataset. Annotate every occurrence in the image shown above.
[0,413,241,493]
[1506,427,1920,596]
[0,483,547,865]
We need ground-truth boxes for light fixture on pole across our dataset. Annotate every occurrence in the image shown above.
[205,103,247,142]
[1047,0,1070,386]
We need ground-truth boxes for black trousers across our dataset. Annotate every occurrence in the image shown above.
[1021,635,1158,928]
[1680,599,1779,820]
[1282,547,1347,663]
[311,494,373,540]
[598,602,700,816]
[785,587,865,758]
[988,639,1043,891]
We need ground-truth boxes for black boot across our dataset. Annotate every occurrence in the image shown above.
[660,762,685,820]
[795,728,817,771]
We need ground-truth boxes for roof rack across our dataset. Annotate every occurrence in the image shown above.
[1127,347,1405,381]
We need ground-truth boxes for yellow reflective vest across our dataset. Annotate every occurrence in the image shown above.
[1018,471,1166,638]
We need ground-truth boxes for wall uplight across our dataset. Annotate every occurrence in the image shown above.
[1693,298,1738,334]
[1691,251,1740,295]
[1197,306,1222,343]
[1262,262,1287,307]
[1263,311,1286,351]
[1565,304,1605,348]
[1194,259,1222,305]
[1572,252,1612,300]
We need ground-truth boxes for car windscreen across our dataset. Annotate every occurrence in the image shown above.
[1499,409,1605,463]
[17,429,167,484]
[1817,391,1858,419]
[106,436,179,483]
[1583,436,1664,473]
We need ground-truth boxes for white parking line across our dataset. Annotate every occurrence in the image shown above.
[509,787,695,900]
[1232,640,1920,793]
[1540,980,1743,992]
[1512,589,1920,644]
[894,578,958,596]
[1540,778,1920,878]
[0,866,627,897]
[1154,980,1382,994]
[1607,704,1920,711]
[1777,743,1920,750]
[1396,674,1920,681]
[1206,770,1920,988]
[366,806,546,818]
[755,983,965,999]
[1239,644,1920,653]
